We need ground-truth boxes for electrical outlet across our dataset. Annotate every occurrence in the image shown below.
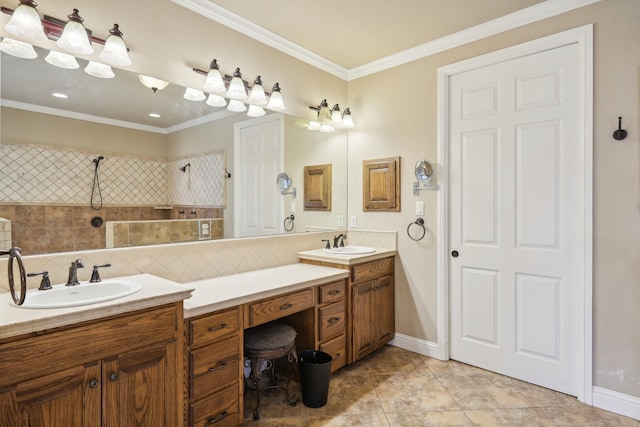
[350,216,357,228]
[337,215,344,227]
[416,201,424,216]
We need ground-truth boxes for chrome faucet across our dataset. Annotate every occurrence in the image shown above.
[66,259,84,286]
[333,233,346,248]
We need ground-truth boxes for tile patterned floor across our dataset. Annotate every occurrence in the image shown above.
[242,345,640,426]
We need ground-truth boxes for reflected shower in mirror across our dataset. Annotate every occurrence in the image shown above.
[0,46,347,255]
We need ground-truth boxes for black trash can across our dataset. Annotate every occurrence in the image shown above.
[298,350,332,408]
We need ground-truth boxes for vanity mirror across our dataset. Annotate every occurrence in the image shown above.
[0,46,348,255]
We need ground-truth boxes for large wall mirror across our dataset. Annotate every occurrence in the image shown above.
[0,46,347,255]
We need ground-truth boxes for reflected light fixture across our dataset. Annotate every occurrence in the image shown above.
[342,108,354,128]
[227,99,247,112]
[203,59,226,93]
[45,50,79,69]
[206,94,227,107]
[4,0,47,43]
[0,37,37,58]
[138,74,169,93]
[184,87,206,101]
[247,76,267,106]
[99,24,131,66]
[226,68,248,100]
[303,99,354,131]
[331,104,342,123]
[57,9,93,55]
[84,61,114,78]
[247,104,265,117]
[266,83,285,111]
[317,99,331,123]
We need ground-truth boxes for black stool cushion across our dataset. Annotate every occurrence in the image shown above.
[245,323,296,353]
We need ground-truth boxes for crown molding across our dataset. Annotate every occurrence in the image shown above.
[172,0,601,82]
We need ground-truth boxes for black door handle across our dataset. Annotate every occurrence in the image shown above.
[451,250,459,258]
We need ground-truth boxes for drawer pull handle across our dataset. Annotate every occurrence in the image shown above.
[208,361,229,372]
[89,379,99,388]
[328,290,341,295]
[280,303,293,311]
[328,317,341,324]
[207,410,229,424]
[208,323,228,332]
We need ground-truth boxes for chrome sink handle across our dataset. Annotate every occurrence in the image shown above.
[90,263,112,283]
[28,271,52,291]
[1,247,27,305]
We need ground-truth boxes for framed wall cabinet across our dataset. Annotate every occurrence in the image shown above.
[304,164,332,211]
[363,157,400,212]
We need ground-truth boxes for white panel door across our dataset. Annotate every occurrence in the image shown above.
[235,116,282,237]
[449,43,581,395]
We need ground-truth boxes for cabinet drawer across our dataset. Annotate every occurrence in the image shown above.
[190,335,240,400]
[191,386,239,427]
[189,307,240,348]
[318,280,345,304]
[351,257,394,284]
[319,334,346,373]
[317,300,345,342]
[248,288,314,327]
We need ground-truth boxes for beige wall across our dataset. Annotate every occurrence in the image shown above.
[346,0,640,398]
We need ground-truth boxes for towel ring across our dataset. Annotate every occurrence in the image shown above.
[1,247,26,305]
[407,218,426,241]
[283,214,295,232]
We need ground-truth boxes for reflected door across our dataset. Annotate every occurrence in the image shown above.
[234,115,283,237]
[449,42,583,395]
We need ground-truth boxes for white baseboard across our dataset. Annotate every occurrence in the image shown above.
[593,386,640,421]
[388,333,441,359]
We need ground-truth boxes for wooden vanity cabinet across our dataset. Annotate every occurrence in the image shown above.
[316,280,347,372]
[0,303,183,427]
[184,306,242,427]
[301,256,395,364]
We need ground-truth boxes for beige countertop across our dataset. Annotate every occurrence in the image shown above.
[182,263,349,318]
[296,248,397,265]
[0,273,193,340]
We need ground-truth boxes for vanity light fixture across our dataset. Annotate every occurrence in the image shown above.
[3,0,47,43]
[99,24,131,66]
[206,94,227,107]
[266,83,286,111]
[138,74,169,93]
[0,37,37,58]
[1,5,132,65]
[247,104,266,117]
[45,50,79,69]
[84,61,114,78]
[226,68,248,100]
[57,9,93,55]
[303,99,355,131]
[227,99,247,112]
[183,87,206,101]
[246,76,267,106]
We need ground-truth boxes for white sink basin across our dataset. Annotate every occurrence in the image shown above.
[17,280,142,309]
[323,246,376,255]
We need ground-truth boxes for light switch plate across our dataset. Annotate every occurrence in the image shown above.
[290,202,296,213]
[350,216,357,227]
[337,215,344,227]
[416,201,424,216]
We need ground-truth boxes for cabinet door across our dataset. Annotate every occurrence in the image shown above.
[0,363,101,427]
[351,281,375,362]
[102,340,179,427]
[374,274,395,346]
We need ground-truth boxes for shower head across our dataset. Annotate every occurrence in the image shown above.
[179,163,191,172]
[93,155,105,166]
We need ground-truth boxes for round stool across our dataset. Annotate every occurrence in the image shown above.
[244,322,299,420]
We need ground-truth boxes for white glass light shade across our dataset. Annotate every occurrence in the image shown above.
[138,75,169,91]
[45,50,79,69]
[99,27,131,66]
[331,105,342,123]
[342,109,354,128]
[57,10,93,55]
[84,61,114,78]
[266,89,285,111]
[307,121,321,131]
[206,94,227,107]
[4,2,47,43]
[320,124,335,133]
[318,105,331,123]
[226,68,247,100]
[294,119,309,128]
[203,68,226,93]
[227,99,246,112]
[0,37,37,58]
[247,77,267,106]
[184,87,206,101]
[247,105,265,117]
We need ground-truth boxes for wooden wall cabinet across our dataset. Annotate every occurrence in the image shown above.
[0,304,183,426]
[303,164,332,211]
[184,306,243,427]
[363,157,401,212]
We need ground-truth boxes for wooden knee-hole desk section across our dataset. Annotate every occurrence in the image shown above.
[183,256,395,426]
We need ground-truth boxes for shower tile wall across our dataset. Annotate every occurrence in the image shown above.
[0,143,227,254]
[0,218,11,250]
